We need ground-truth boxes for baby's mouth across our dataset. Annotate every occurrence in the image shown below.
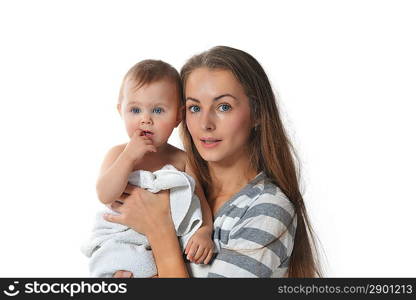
[140,130,154,137]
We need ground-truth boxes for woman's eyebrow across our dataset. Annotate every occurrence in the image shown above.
[186,97,200,103]
[214,93,239,102]
[186,94,239,103]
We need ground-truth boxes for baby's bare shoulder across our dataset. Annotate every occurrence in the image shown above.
[167,145,187,171]
[98,143,128,175]
[107,143,127,157]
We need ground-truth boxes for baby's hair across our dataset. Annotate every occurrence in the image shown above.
[118,59,183,104]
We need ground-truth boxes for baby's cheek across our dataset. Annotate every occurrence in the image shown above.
[126,125,135,138]
[154,123,174,141]
[159,119,178,131]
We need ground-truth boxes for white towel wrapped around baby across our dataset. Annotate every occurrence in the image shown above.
[81,164,203,277]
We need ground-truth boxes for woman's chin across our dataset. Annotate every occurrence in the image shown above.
[199,152,223,163]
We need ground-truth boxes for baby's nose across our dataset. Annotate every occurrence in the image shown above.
[140,114,152,124]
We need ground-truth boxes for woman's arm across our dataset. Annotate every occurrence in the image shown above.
[104,185,189,277]
[146,218,189,277]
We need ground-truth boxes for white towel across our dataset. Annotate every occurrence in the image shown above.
[81,164,203,277]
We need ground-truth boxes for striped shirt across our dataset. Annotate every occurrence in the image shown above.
[187,171,297,278]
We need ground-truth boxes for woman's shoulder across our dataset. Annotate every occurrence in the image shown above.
[214,172,296,240]
[246,172,296,217]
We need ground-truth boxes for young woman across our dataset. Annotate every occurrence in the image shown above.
[105,46,322,277]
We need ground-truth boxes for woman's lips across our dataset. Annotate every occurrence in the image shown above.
[200,138,222,148]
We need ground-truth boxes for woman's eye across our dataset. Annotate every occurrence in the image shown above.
[153,107,164,114]
[130,107,141,114]
[188,105,200,113]
[218,104,231,112]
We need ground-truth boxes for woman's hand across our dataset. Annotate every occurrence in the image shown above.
[112,271,159,278]
[104,184,173,236]
[106,184,189,277]
[113,270,133,278]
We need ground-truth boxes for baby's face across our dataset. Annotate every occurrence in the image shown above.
[118,79,181,148]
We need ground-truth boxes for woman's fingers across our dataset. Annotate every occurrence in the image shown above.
[110,201,123,211]
[124,184,138,195]
[113,271,123,278]
[105,186,173,236]
[113,270,133,278]
[104,213,123,224]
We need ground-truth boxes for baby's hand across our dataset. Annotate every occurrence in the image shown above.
[184,227,215,264]
[124,129,157,163]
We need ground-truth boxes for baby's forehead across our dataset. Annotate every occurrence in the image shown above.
[123,79,180,105]
[125,76,175,90]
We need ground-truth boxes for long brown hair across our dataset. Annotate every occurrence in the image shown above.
[180,46,322,277]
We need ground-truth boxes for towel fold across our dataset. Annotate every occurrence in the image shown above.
[81,164,203,277]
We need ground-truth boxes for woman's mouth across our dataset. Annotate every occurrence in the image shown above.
[200,137,222,148]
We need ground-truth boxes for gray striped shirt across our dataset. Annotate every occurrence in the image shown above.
[188,172,297,278]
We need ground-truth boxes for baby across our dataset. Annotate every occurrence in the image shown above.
[84,59,214,277]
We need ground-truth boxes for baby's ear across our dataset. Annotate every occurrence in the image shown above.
[175,106,185,127]
[117,104,122,117]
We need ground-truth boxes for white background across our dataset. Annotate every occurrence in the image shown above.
[0,0,415,277]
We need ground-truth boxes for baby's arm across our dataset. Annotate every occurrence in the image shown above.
[96,144,135,205]
[96,130,156,204]
[184,163,215,264]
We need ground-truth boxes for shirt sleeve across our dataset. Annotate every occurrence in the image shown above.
[207,192,297,278]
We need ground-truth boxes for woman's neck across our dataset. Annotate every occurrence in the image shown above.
[207,155,258,199]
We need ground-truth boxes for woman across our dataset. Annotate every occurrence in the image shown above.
[105,46,322,277]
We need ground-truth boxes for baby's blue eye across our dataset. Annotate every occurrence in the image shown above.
[218,104,231,112]
[188,105,200,113]
[153,107,164,114]
[130,107,141,114]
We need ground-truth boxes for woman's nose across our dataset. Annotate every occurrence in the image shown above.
[200,111,215,131]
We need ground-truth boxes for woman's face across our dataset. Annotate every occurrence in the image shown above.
[185,68,253,165]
